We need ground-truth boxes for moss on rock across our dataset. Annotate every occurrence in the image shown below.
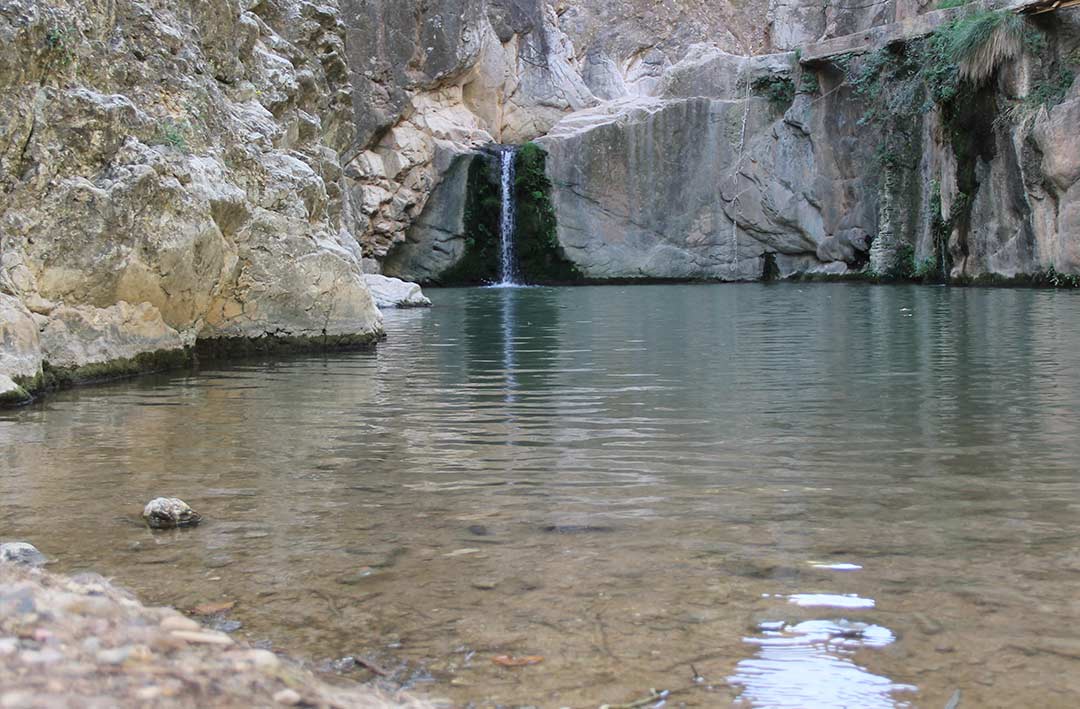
[439,155,502,285]
[40,348,193,390]
[195,333,383,360]
[0,381,32,408]
[514,142,583,284]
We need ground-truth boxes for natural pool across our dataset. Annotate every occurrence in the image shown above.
[3,284,1080,707]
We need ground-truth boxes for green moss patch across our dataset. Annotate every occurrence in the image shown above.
[195,332,382,360]
[0,383,32,408]
[514,143,583,284]
[40,348,193,390]
[751,74,796,111]
[439,155,502,285]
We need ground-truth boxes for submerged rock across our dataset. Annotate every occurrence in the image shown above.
[0,542,47,567]
[362,275,432,309]
[540,524,615,534]
[142,498,202,530]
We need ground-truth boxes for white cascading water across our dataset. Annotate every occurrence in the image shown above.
[496,147,519,287]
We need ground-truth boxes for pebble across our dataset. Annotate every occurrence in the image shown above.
[0,638,18,656]
[169,630,234,646]
[208,619,242,633]
[160,615,201,632]
[273,688,302,705]
[471,579,497,590]
[245,648,280,671]
[135,687,163,700]
[444,548,481,557]
[142,498,202,530]
[330,656,356,672]
[339,568,378,585]
[21,648,64,665]
[913,612,944,635]
[96,646,132,665]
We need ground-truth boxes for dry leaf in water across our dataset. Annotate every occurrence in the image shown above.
[191,601,236,615]
[492,655,544,667]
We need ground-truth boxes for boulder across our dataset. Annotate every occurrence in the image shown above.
[0,375,31,407]
[142,498,202,530]
[0,294,43,386]
[39,302,184,372]
[1,0,383,370]
[362,275,432,309]
[0,542,47,567]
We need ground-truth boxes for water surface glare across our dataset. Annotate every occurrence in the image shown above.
[3,284,1080,707]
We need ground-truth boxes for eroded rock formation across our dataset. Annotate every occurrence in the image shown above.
[0,0,385,397]
[381,1,1080,285]
[2,0,1079,400]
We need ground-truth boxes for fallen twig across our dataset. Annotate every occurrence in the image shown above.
[599,683,700,709]
[354,657,391,677]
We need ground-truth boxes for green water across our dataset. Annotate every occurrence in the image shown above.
[3,284,1080,707]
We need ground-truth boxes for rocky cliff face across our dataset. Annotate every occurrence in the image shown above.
[379,1,1080,286]
[0,0,385,400]
[3,1,1079,401]
[361,0,773,280]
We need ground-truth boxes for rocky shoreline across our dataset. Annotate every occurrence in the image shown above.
[0,563,436,709]
[0,271,437,409]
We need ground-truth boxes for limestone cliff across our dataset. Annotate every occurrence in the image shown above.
[4,0,1079,404]
[353,0,778,278]
[0,0,385,401]
[380,1,1080,286]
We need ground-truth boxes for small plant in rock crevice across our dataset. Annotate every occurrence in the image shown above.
[155,120,191,152]
[750,74,796,110]
[797,70,820,96]
[999,67,1076,124]
[44,24,76,69]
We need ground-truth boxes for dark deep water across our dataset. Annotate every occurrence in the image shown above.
[3,283,1080,707]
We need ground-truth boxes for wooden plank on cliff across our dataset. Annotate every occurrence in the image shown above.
[1019,0,1080,14]
[799,0,1070,65]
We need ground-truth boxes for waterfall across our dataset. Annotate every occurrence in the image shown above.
[496,147,519,287]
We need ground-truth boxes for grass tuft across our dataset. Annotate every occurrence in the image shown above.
[947,11,1027,84]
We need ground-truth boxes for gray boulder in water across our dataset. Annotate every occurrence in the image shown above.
[142,498,202,529]
[0,542,48,567]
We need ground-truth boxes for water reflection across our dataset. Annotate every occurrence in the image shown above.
[731,620,916,708]
[787,593,877,609]
[2,284,1080,707]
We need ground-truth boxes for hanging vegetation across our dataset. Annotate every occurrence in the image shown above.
[947,11,1031,84]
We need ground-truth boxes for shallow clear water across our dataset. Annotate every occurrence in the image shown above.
[3,284,1080,708]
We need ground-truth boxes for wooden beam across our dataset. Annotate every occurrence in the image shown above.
[800,0,1079,65]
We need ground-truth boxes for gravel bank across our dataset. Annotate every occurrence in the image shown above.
[0,566,437,708]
